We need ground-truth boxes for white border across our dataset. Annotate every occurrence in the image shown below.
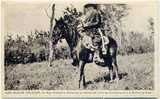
[1,0,159,98]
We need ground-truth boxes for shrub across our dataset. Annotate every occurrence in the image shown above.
[5,30,70,65]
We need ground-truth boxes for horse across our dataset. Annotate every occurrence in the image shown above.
[52,17,119,88]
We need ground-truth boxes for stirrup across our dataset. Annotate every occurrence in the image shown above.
[94,56,103,64]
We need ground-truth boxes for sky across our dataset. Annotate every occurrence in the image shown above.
[2,0,155,38]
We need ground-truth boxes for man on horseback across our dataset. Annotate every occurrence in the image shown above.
[53,5,119,88]
[78,4,109,62]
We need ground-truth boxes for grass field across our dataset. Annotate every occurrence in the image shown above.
[5,53,154,90]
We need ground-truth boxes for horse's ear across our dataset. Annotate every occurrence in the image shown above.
[55,18,58,23]
[59,17,64,22]
[60,17,63,20]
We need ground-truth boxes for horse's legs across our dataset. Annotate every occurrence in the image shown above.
[112,56,119,81]
[79,60,85,88]
[108,65,114,83]
[82,72,86,87]
[110,47,119,81]
[71,49,79,66]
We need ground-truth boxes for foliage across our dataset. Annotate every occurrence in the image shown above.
[98,4,154,55]
[118,31,154,55]
[5,30,70,65]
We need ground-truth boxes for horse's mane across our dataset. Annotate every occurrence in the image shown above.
[55,16,80,48]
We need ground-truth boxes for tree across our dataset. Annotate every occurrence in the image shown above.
[148,17,154,41]
[45,3,55,66]
[147,17,154,51]
[99,4,129,51]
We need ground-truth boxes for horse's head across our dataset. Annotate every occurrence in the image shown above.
[53,14,81,49]
[52,17,67,44]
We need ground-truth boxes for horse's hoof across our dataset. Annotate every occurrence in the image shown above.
[114,78,119,83]
[115,78,119,81]
[72,62,77,66]
[49,64,52,67]
[83,84,87,89]
[109,80,114,83]
[79,84,81,89]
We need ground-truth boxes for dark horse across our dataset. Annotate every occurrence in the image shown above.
[53,17,119,88]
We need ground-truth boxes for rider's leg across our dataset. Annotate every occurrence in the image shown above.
[92,48,101,62]
[102,36,109,55]
[92,36,102,62]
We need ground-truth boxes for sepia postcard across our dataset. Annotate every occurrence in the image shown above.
[0,0,160,98]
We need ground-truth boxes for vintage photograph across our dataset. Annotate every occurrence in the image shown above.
[2,0,155,90]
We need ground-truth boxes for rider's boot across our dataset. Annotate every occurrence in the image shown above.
[88,53,93,62]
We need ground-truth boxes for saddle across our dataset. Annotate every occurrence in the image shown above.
[81,35,93,50]
[81,29,109,53]
[81,31,109,62]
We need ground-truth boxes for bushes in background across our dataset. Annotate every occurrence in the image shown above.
[5,30,70,65]
[5,30,154,65]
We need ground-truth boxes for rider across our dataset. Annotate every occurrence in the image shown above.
[79,4,108,62]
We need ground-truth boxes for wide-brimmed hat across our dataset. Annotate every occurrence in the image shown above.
[84,4,97,9]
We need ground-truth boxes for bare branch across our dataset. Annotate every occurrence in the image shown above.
[50,4,55,31]
[44,1,54,19]
[44,9,51,19]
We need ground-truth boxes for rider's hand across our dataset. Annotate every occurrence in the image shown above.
[77,26,83,32]
[77,24,82,29]
[83,22,90,28]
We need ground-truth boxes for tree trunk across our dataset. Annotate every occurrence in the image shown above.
[48,4,55,67]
